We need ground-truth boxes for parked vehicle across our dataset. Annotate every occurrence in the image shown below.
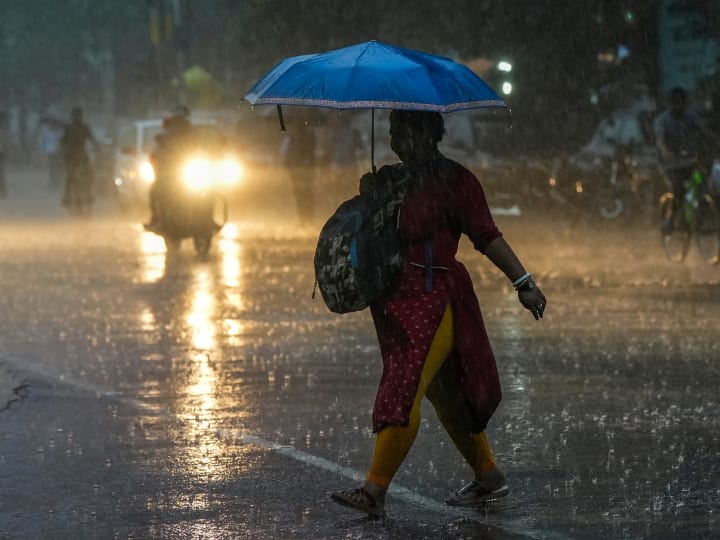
[546,146,662,224]
[542,95,663,223]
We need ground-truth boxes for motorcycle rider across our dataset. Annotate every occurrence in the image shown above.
[146,104,200,228]
[653,87,715,232]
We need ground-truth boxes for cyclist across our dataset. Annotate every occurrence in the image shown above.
[653,87,715,233]
[60,107,98,208]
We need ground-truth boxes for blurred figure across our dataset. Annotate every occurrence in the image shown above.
[39,116,65,190]
[0,111,6,198]
[280,111,317,226]
[60,107,97,211]
[329,117,360,184]
[653,87,715,231]
[146,104,197,227]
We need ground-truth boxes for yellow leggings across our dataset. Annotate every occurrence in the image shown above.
[366,305,497,488]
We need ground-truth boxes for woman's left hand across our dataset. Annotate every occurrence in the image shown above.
[518,284,547,320]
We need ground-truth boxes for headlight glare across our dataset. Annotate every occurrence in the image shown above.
[182,158,213,190]
[218,158,243,185]
[140,161,156,183]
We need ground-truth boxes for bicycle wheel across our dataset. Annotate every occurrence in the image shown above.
[597,192,625,220]
[696,194,720,265]
[659,193,690,262]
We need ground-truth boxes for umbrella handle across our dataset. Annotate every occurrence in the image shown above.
[277,105,286,132]
[371,108,376,174]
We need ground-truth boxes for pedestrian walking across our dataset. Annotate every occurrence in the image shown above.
[0,111,7,198]
[330,109,547,517]
[328,116,360,185]
[39,116,65,190]
[280,111,317,226]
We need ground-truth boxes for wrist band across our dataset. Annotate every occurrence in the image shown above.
[512,272,532,288]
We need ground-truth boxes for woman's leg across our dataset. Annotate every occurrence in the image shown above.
[365,304,454,488]
[425,364,499,476]
[426,357,508,504]
[331,305,454,513]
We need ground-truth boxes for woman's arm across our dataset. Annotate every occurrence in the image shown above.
[484,236,547,320]
[483,236,526,283]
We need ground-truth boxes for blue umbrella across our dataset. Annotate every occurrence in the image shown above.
[244,40,507,113]
[243,40,508,169]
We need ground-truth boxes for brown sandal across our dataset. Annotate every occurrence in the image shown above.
[330,487,385,517]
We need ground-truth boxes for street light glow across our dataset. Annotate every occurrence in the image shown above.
[502,82,513,95]
[497,61,512,72]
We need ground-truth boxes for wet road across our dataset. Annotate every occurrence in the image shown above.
[1,170,719,539]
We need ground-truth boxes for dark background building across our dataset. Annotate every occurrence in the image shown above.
[0,0,717,156]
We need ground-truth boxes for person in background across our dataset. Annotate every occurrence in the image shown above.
[653,87,717,232]
[0,111,7,198]
[330,109,547,517]
[280,111,317,226]
[329,116,361,185]
[146,104,201,228]
[39,116,65,190]
[60,107,97,208]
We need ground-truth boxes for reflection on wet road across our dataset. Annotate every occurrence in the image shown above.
[0,213,718,539]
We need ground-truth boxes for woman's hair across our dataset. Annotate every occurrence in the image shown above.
[390,109,445,142]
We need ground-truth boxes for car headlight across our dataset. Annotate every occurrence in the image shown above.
[182,158,213,191]
[217,157,244,185]
[140,161,156,183]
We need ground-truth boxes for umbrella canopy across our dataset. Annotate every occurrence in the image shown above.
[243,40,507,113]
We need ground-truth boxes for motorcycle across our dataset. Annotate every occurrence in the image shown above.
[144,152,243,255]
[545,145,662,224]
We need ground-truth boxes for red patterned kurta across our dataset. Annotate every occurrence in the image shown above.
[370,156,503,433]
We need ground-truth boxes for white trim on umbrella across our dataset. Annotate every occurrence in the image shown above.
[247,97,509,113]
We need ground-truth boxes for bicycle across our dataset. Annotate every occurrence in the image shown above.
[659,160,720,265]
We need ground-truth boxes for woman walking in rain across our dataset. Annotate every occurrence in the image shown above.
[331,109,547,516]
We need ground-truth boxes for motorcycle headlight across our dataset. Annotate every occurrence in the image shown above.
[217,157,244,186]
[182,158,213,191]
[140,161,156,183]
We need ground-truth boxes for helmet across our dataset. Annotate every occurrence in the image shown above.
[163,104,190,129]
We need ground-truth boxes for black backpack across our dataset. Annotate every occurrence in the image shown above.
[313,164,410,314]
